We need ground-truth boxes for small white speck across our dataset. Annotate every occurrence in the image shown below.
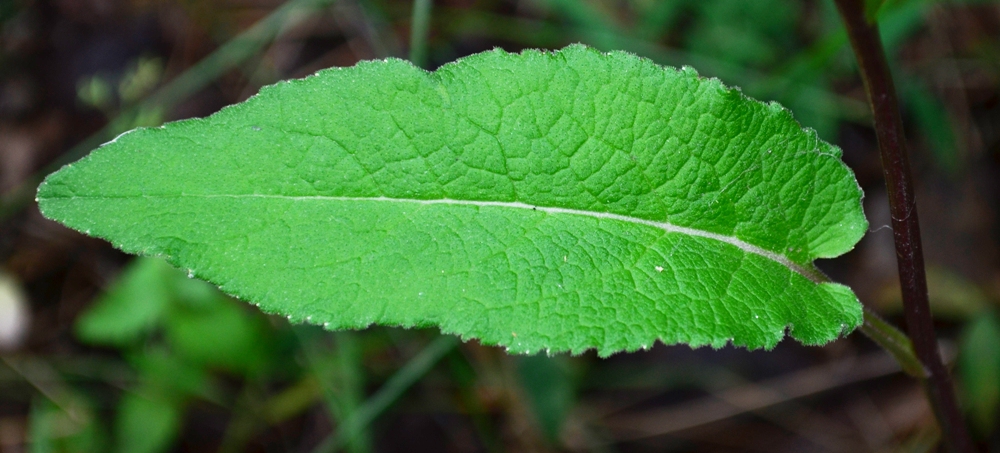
[418,292,424,297]
[187,270,194,278]
[323,322,330,328]
[306,316,312,322]
[655,266,664,272]
[286,315,293,320]
[563,255,567,262]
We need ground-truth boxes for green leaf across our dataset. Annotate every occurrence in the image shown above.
[114,389,181,453]
[865,0,887,22]
[37,45,866,356]
[165,295,273,375]
[518,354,576,441]
[959,312,1000,436]
[903,84,959,174]
[129,348,214,402]
[75,258,174,346]
[29,393,108,453]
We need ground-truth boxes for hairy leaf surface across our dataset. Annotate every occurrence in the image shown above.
[38,45,867,355]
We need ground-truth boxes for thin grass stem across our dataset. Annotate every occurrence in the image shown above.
[312,335,457,453]
[409,0,434,68]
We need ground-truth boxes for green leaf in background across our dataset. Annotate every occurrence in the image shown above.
[865,0,887,22]
[114,389,181,453]
[128,348,214,402]
[518,354,576,442]
[75,258,174,346]
[37,45,867,355]
[78,256,275,374]
[687,0,799,69]
[165,295,273,374]
[903,84,960,174]
[959,311,1000,436]
[29,393,107,453]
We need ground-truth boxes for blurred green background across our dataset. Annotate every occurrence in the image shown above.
[1,0,1000,451]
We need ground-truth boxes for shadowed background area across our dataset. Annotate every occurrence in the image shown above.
[1,0,999,452]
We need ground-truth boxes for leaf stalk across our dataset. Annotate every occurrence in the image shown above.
[859,307,924,378]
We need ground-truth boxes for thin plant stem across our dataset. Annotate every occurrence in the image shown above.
[312,335,457,453]
[334,332,371,453]
[409,0,434,68]
[832,1,974,451]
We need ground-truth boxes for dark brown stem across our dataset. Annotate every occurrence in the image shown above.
[833,1,974,452]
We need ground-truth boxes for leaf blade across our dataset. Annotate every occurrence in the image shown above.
[38,45,866,355]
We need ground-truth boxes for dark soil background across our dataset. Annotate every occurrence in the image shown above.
[1,0,999,452]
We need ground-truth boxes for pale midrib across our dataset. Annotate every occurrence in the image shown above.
[67,193,827,283]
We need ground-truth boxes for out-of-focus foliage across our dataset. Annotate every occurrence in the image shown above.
[685,0,800,69]
[4,0,1000,451]
[517,354,577,443]
[77,257,275,375]
[960,312,1000,437]
[875,266,991,320]
[29,393,107,453]
[74,257,278,452]
[75,259,173,346]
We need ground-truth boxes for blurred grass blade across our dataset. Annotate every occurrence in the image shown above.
[29,394,105,453]
[865,0,887,22]
[518,354,576,443]
[408,0,433,68]
[0,0,338,221]
[147,0,336,107]
[333,333,371,453]
[294,329,370,452]
[312,335,457,453]
[903,84,959,174]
